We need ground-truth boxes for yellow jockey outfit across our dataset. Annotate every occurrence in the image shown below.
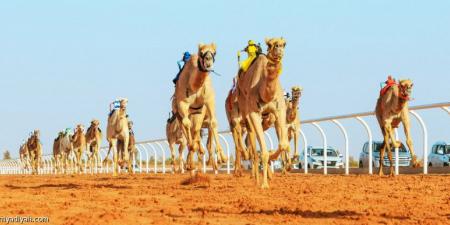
[238,40,261,72]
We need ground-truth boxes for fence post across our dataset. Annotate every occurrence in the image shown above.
[356,117,373,175]
[409,110,428,174]
[332,120,349,175]
[299,130,308,174]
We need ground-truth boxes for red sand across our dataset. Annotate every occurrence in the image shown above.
[0,173,449,225]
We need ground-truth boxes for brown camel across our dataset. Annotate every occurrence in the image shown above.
[286,86,302,162]
[71,124,86,173]
[116,120,135,172]
[172,43,227,174]
[85,119,102,172]
[375,76,419,176]
[107,98,130,176]
[225,79,250,176]
[259,86,303,174]
[166,112,187,173]
[26,130,42,175]
[53,132,64,173]
[237,37,288,188]
[19,142,30,171]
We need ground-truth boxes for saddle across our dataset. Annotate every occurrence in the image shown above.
[379,76,397,97]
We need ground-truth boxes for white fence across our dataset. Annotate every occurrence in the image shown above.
[1,102,449,175]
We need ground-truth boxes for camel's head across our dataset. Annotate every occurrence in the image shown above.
[399,79,413,100]
[265,37,286,62]
[91,119,100,129]
[75,124,85,133]
[120,98,128,110]
[33,129,40,137]
[291,86,303,101]
[198,42,216,72]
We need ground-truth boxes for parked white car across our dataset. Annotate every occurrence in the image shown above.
[428,141,450,167]
[299,146,344,169]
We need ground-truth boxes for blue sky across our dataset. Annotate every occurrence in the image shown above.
[1,0,449,159]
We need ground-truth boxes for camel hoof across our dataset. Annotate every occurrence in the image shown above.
[378,170,384,176]
[261,183,269,189]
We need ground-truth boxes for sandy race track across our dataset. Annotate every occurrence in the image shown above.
[0,173,449,225]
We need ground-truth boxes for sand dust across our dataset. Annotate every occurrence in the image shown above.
[0,173,449,225]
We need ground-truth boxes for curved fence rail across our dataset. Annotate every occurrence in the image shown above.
[1,102,449,175]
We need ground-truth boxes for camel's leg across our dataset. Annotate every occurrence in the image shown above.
[247,126,259,184]
[192,113,207,173]
[75,149,82,174]
[206,101,227,164]
[178,101,193,149]
[401,112,418,167]
[178,141,186,173]
[168,141,176,173]
[94,145,100,172]
[292,127,300,162]
[249,112,269,189]
[271,110,291,170]
[122,136,131,174]
[235,119,249,160]
[111,140,118,176]
[379,141,385,176]
[86,143,93,174]
[206,129,214,167]
[231,126,243,176]
[384,125,395,176]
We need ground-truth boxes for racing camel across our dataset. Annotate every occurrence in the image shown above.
[166,112,187,173]
[19,142,30,172]
[237,37,289,188]
[107,98,130,176]
[27,130,42,175]
[172,43,227,174]
[116,120,135,173]
[225,78,250,176]
[375,76,419,176]
[71,124,86,173]
[260,86,303,174]
[86,119,102,173]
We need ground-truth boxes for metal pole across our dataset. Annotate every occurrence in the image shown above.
[332,119,349,175]
[147,143,158,174]
[409,110,428,174]
[311,123,328,175]
[135,145,143,174]
[299,130,308,174]
[219,133,231,174]
[442,106,450,115]
[140,144,151,173]
[155,142,166,174]
[356,117,373,175]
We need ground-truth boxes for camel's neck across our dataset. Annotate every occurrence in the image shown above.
[189,69,208,92]
[259,59,282,103]
[72,132,81,143]
[287,97,300,122]
[116,109,126,132]
[392,87,408,113]
[394,97,408,113]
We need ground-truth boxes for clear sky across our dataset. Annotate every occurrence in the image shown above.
[1,0,449,159]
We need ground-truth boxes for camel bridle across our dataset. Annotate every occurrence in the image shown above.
[398,84,412,101]
[198,50,216,72]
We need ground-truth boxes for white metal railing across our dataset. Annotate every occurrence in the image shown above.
[0,102,448,175]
